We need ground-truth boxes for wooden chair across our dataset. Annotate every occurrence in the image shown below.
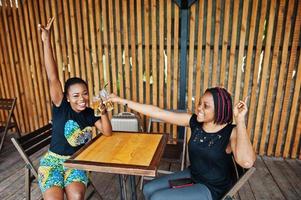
[140,111,188,189]
[221,156,256,200]
[146,117,188,172]
[0,98,21,151]
[11,123,102,200]
[111,112,142,132]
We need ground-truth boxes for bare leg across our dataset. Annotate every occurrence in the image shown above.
[43,186,64,200]
[65,182,86,200]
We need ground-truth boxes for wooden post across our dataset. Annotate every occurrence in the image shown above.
[173,0,197,137]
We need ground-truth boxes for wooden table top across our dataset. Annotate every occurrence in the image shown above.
[64,132,167,176]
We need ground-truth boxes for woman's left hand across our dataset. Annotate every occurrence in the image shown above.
[108,93,124,104]
[233,96,249,122]
[38,17,55,42]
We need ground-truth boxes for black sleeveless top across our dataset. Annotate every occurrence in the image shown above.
[188,114,235,200]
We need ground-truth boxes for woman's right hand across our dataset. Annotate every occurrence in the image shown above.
[233,96,249,124]
[38,17,54,42]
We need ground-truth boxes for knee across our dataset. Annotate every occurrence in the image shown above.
[44,196,63,200]
[44,194,64,200]
[43,186,64,200]
[67,190,85,200]
[65,183,86,200]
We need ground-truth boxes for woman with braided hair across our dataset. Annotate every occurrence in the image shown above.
[109,87,255,200]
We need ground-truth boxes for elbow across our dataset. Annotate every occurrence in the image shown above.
[237,155,256,169]
[107,129,113,136]
[102,131,112,136]
[240,160,254,169]
[103,127,113,136]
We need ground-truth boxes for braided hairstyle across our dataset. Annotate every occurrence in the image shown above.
[205,87,233,124]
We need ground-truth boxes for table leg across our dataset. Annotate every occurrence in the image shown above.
[129,175,137,200]
[118,175,137,200]
[118,175,128,200]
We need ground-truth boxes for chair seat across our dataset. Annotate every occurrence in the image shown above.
[162,142,183,162]
[0,122,18,132]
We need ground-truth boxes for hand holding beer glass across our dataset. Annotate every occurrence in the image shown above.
[92,84,113,116]
[92,96,106,117]
[99,88,114,111]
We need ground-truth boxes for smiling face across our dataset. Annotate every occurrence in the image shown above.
[66,83,89,113]
[196,92,215,123]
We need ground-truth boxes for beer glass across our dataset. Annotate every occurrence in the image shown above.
[92,96,107,116]
[92,96,101,116]
[99,88,114,111]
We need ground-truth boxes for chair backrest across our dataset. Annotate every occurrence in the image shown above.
[221,156,256,200]
[0,98,17,126]
[139,113,188,190]
[0,98,16,110]
[146,110,188,171]
[0,98,20,151]
[111,112,142,132]
[11,123,52,178]
[11,123,102,200]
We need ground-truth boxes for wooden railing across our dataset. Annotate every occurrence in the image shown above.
[0,0,300,159]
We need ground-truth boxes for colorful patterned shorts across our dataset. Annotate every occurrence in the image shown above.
[38,151,89,193]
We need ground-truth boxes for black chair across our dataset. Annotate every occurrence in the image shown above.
[221,156,256,200]
[0,98,21,151]
[11,123,102,200]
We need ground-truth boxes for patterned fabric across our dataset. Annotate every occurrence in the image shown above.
[64,120,93,147]
[38,151,89,193]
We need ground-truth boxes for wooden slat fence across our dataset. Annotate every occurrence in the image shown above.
[0,0,300,159]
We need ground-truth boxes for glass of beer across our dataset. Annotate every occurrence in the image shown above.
[92,96,101,116]
[99,88,113,111]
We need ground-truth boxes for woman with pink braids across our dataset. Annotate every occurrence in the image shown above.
[109,87,255,200]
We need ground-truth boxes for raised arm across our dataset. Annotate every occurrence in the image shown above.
[109,94,191,127]
[39,17,63,106]
[230,97,256,168]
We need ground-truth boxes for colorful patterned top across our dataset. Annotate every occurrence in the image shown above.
[49,97,100,155]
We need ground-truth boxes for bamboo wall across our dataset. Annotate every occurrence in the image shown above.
[0,0,300,159]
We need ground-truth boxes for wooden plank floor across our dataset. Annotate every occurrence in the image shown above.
[0,133,300,200]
